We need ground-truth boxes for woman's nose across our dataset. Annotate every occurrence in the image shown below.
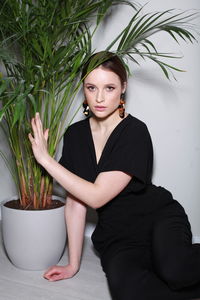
[96,90,104,103]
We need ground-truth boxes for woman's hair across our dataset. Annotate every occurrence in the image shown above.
[81,51,127,85]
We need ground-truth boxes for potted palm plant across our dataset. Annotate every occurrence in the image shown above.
[0,0,198,270]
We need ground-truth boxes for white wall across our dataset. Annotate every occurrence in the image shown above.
[0,0,200,237]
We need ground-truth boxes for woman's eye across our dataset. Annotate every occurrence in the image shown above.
[87,86,95,91]
[106,86,115,91]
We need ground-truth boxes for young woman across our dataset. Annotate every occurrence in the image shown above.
[29,52,200,300]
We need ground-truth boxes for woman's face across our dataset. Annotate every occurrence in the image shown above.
[83,66,126,119]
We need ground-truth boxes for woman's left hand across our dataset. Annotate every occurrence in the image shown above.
[28,112,50,166]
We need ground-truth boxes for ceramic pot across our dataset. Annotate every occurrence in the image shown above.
[1,196,66,270]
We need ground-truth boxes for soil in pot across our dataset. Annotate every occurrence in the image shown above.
[4,199,65,210]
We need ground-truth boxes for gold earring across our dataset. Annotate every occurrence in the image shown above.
[83,100,90,116]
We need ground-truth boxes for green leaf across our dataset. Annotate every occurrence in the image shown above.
[12,94,26,128]
[0,77,11,96]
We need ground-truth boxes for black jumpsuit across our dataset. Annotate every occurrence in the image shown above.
[60,114,200,300]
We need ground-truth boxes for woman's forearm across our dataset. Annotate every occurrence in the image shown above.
[43,155,99,208]
[65,195,87,270]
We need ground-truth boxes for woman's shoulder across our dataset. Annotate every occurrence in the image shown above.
[125,114,149,133]
[66,118,88,133]
[121,114,152,148]
[62,118,88,142]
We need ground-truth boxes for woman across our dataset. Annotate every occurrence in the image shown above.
[29,52,200,300]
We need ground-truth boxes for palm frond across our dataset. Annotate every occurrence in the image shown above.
[106,6,199,79]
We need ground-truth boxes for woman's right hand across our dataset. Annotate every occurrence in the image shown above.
[28,112,50,167]
[43,264,79,281]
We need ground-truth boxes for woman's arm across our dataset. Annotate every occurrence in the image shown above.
[45,161,130,209]
[29,113,132,209]
[44,194,87,281]
[65,194,87,270]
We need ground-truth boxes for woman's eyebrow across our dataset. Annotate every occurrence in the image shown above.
[84,82,117,85]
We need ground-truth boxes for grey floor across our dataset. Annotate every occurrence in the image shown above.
[0,222,111,300]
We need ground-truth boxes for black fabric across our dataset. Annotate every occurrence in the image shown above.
[103,202,200,300]
[59,114,200,299]
[98,115,153,191]
[59,125,76,173]
[60,114,152,188]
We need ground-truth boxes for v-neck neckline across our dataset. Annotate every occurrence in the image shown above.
[86,114,131,167]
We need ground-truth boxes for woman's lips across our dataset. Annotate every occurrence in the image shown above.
[94,106,106,111]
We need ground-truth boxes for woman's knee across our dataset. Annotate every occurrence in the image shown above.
[155,258,187,290]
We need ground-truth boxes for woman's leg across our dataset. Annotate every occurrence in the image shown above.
[101,203,200,300]
[152,202,200,291]
[101,247,196,300]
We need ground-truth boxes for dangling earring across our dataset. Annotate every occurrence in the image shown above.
[83,100,90,116]
[118,93,125,118]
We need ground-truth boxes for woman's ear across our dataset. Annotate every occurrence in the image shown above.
[122,82,127,94]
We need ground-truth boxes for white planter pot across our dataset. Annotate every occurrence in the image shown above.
[1,196,66,270]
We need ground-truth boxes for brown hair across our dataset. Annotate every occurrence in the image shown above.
[81,51,127,86]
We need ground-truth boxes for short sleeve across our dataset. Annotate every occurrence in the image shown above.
[99,120,153,192]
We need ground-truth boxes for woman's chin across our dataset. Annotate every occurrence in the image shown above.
[91,109,119,120]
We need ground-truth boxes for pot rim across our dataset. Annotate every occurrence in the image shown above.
[1,195,65,212]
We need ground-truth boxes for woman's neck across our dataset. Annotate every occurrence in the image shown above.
[90,111,128,133]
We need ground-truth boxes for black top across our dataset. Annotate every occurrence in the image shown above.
[60,114,175,257]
